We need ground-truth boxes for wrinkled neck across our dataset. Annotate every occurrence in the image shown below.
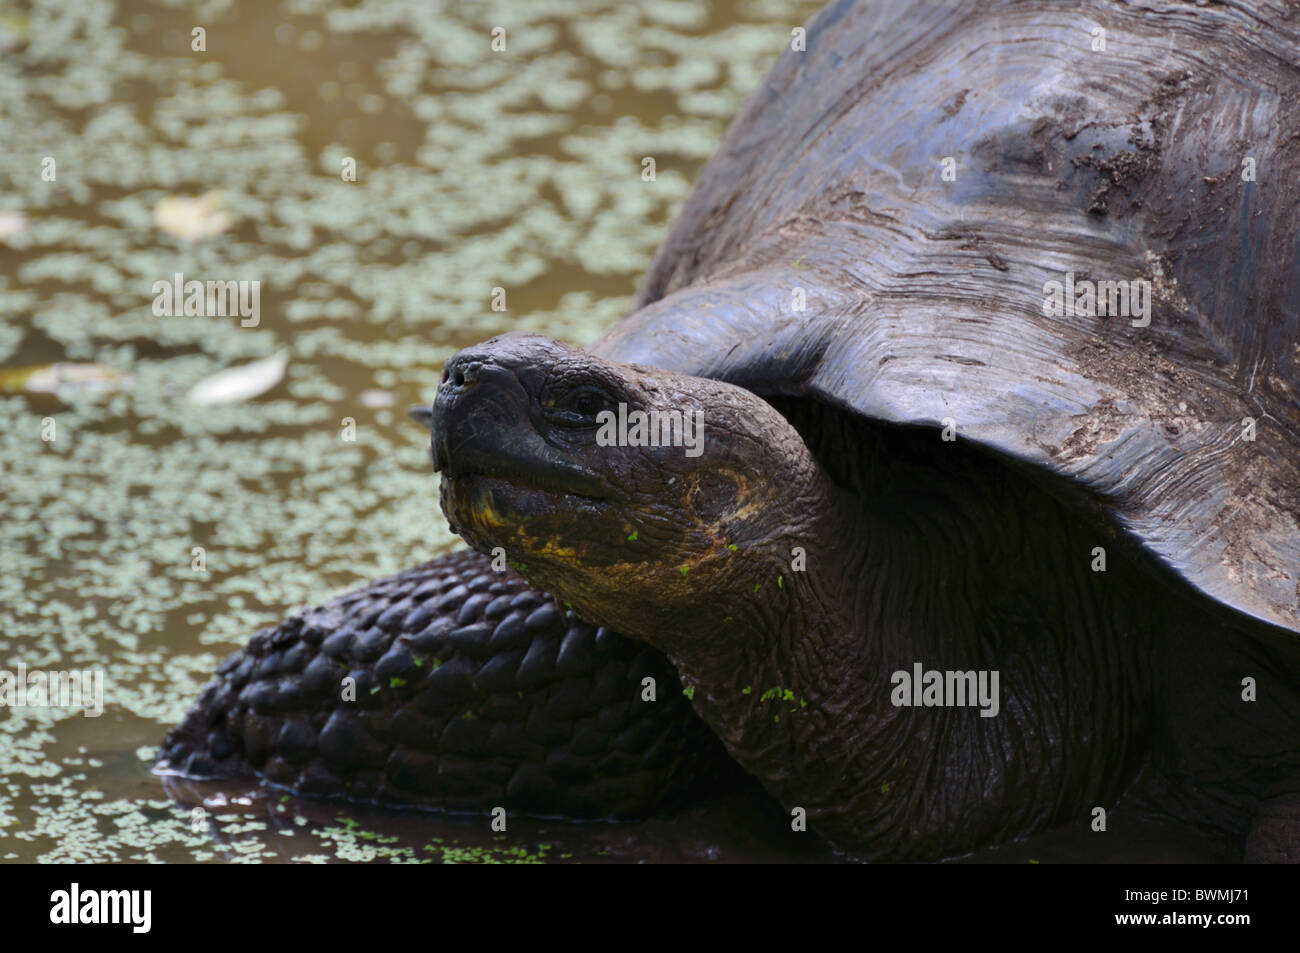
[660,408,1156,860]
[652,463,894,826]
[634,434,869,668]
[663,478,892,838]
[667,480,869,670]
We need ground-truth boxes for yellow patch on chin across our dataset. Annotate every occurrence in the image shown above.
[536,538,579,560]
[466,489,509,528]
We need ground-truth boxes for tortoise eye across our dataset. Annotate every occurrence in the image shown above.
[554,386,615,424]
[574,391,603,415]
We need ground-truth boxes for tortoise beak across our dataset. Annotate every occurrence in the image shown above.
[431,346,607,499]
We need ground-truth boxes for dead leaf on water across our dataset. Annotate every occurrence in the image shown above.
[186,350,289,406]
[0,211,27,239]
[0,11,29,52]
[0,362,136,397]
[153,191,234,242]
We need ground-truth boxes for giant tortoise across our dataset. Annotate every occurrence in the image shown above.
[162,0,1300,862]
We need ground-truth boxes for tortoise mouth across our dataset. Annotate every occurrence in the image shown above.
[445,469,610,505]
[440,468,618,562]
[438,444,611,503]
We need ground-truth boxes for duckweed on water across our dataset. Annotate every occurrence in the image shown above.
[0,0,824,862]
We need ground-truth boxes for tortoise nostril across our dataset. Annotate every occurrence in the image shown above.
[453,369,465,387]
[441,368,449,384]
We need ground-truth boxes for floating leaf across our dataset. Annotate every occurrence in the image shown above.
[186,350,288,406]
[153,191,234,242]
[359,389,396,408]
[0,11,29,52]
[0,362,135,397]
[0,210,26,239]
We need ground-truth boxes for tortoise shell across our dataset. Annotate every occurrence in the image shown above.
[596,0,1300,634]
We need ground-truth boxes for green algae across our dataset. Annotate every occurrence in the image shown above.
[0,0,825,864]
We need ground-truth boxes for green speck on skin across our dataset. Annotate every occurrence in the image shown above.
[723,616,732,623]
[1028,859,1039,864]
[800,697,807,708]
[682,686,694,700]
[679,565,689,577]
[781,688,794,702]
[760,688,778,702]
[389,677,406,689]
[369,686,381,694]
[627,530,638,541]
[777,575,783,588]
[726,543,737,550]
[791,255,807,269]
[880,781,890,794]
[774,714,780,723]
[463,711,475,720]
[280,795,290,804]
[430,658,442,669]
[754,582,761,592]
[412,656,424,667]
[741,686,751,695]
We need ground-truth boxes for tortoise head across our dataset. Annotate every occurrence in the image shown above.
[427,333,829,643]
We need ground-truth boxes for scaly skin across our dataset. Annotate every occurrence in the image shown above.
[159,548,729,820]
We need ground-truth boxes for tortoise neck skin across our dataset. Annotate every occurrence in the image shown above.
[430,333,1179,859]
[661,402,1163,861]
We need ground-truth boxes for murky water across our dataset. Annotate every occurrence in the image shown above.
[0,0,836,863]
